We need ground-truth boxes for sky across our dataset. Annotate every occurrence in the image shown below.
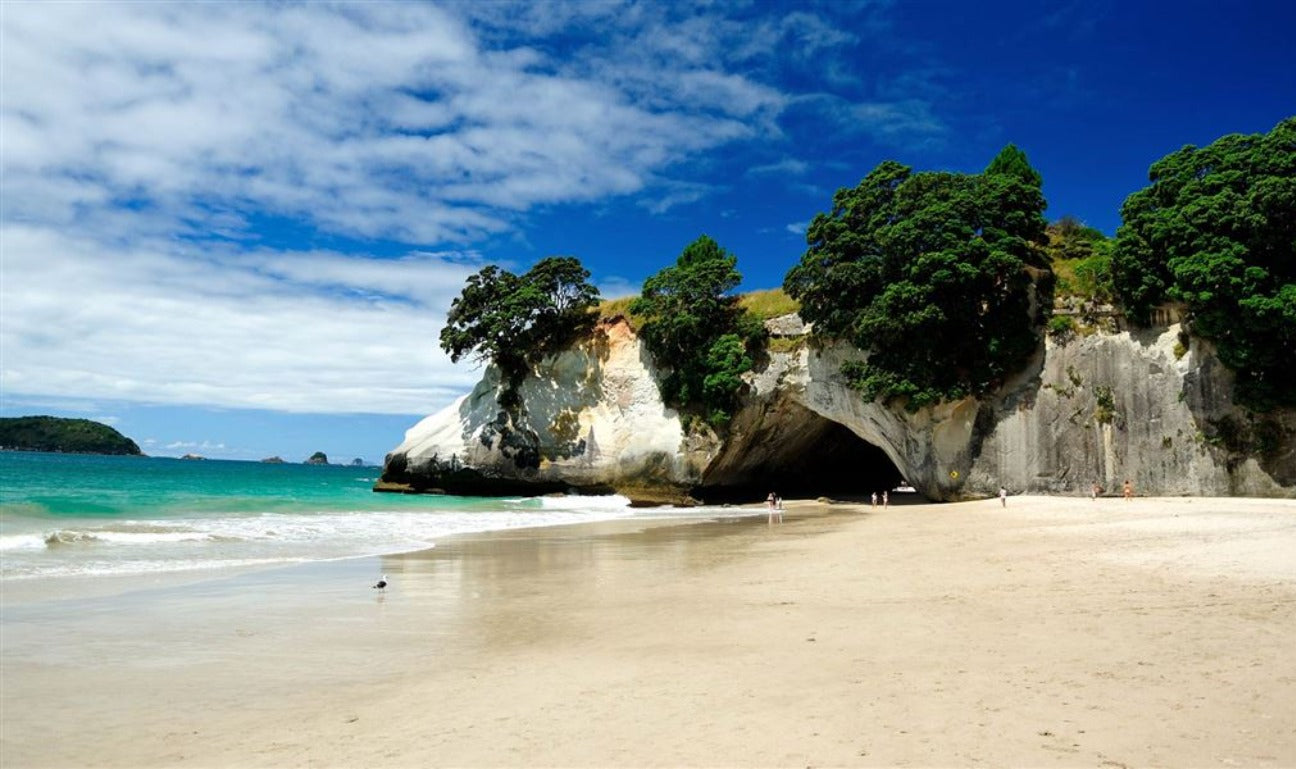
[2,1,1293,464]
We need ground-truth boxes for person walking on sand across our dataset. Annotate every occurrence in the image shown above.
[882,490,889,509]
[1123,479,1133,501]
[1091,482,1101,500]
[999,485,1008,507]
[871,491,877,509]
[767,491,781,524]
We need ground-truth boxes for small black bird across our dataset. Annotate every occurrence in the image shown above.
[372,575,387,591]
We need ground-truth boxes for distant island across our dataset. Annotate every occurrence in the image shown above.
[0,416,143,456]
[304,451,329,465]
[261,456,286,464]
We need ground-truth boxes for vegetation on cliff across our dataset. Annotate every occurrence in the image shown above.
[1112,117,1295,409]
[598,286,798,330]
[1047,216,1115,304]
[783,145,1049,409]
[440,256,600,406]
[631,235,764,428]
[0,416,142,455]
[436,119,1291,426]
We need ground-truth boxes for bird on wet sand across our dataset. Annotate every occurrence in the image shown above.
[372,575,387,591]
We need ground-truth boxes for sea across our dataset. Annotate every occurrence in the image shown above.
[0,451,723,589]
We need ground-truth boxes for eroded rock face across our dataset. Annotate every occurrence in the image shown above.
[377,319,714,504]
[378,316,1295,502]
[968,328,1296,497]
[757,328,1294,500]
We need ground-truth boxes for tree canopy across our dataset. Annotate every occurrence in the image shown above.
[439,256,599,404]
[783,146,1049,409]
[985,143,1043,189]
[1112,117,1296,409]
[631,235,762,427]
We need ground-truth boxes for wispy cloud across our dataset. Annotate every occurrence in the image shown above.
[165,440,227,452]
[748,158,811,177]
[3,2,768,246]
[789,93,948,151]
[0,224,481,414]
[0,2,950,417]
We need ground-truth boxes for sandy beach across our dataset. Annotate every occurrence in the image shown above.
[3,495,1295,767]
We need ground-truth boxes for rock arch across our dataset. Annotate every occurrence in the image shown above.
[696,400,906,503]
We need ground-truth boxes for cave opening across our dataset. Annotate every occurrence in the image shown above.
[694,406,910,504]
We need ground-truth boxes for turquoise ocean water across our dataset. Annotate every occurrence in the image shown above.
[0,452,691,584]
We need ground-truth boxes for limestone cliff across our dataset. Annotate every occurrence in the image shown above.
[378,320,715,504]
[378,316,1294,503]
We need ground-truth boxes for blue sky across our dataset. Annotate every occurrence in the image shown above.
[2,1,1293,463]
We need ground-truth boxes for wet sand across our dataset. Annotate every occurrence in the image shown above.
[2,496,1295,767]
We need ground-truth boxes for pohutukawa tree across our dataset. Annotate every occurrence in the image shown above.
[631,235,763,428]
[783,145,1050,409]
[439,256,600,406]
[1112,117,1296,409]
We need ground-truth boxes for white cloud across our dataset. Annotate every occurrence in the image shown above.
[0,2,795,416]
[0,224,481,414]
[0,2,945,418]
[749,158,812,177]
[786,221,809,236]
[0,2,792,247]
[788,93,947,150]
[165,440,227,452]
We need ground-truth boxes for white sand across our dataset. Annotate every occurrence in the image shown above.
[2,496,1294,767]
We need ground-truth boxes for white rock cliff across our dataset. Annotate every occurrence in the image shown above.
[379,316,1294,502]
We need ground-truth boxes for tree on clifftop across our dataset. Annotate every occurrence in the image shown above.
[631,235,762,428]
[783,146,1049,410]
[440,256,600,406]
[985,143,1043,189]
[1112,117,1296,409]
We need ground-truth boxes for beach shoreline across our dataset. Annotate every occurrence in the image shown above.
[3,495,1295,767]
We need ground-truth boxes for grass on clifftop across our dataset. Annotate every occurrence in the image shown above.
[598,288,799,331]
[737,288,800,320]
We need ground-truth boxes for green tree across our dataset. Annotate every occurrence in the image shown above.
[631,235,762,427]
[784,146,1049,409]
[440,256,599,405]
[984,143,1043,189]
[701,333,753,425]
[1112,117,1296,408]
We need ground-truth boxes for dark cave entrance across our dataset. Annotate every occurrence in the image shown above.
[694,404,908,504]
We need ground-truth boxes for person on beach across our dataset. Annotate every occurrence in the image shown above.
[1091,482,1101,500]
[999,486,1008,507]
[882,490,889,509]
[1123,479,1133,500]
[767,491,776,511]
[871,491,878,509]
